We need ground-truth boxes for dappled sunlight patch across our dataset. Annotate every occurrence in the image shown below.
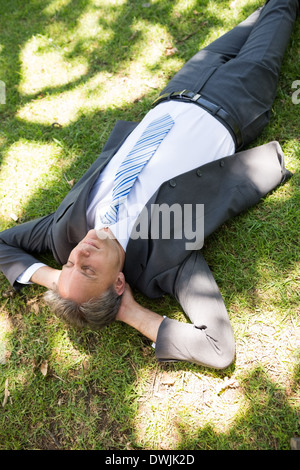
[132,21,172,65]
[133,367,245,448]
[91,26,181,108]
[17,68,147,126]
[44,0,128,59]
[75,10,114,43]
[82,21,182,110]
[0,300,13,365]
[15,45,178,123]
[282,139,300,168]
[0,141,63,220]
[99,0,127,5]
[17,87,86,126]
[133,282,299,448]
[235,309,300,388]
[171,0,198,15]
[19,35,88,96]
[133,335,299,449]
[43,0,74,16]
[230,277,299,387]
[16,9,183,126]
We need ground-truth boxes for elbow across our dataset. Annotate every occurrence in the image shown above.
[213,348,235,370]
[211,337,235,370]
[201,327,235,370]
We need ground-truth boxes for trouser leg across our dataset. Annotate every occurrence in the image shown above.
[160,7,262,96]
[201,0,299,145]
[160,0,298,148]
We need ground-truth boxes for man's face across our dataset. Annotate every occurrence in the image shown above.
[57,229,125,304]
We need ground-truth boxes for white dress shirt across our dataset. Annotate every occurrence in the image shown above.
[17,100,235,284]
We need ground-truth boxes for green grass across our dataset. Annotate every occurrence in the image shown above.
[0,0,299,451]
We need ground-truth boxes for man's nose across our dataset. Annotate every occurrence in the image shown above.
[75,245,91,260]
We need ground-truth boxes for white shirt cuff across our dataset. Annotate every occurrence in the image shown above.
[152,316,167,349]
[16,263,47,284]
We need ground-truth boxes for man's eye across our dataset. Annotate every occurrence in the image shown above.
[65,260,74,268]
[82,266,95,275]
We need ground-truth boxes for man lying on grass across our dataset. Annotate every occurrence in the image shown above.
[0,0,298,369]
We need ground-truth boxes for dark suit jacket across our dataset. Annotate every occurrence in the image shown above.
[0,120,290,367]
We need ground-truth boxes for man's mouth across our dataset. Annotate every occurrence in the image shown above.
[81,239,99,249]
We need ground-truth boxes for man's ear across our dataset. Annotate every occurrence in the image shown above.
[114,272,126,296]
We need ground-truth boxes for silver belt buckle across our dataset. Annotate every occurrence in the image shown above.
[192,93,201,102]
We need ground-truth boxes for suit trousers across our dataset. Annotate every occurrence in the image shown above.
[160,0,299,147]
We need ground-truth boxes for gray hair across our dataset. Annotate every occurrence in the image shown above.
[44,286,122,330]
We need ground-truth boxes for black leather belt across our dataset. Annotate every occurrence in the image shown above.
[152,89,242,150]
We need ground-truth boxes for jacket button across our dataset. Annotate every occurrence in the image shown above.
[196,169,202,177]
[169,179,176,187]
[220,160,225,167]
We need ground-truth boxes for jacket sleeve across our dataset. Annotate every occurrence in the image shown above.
[154,251,235,369]
[0,214,54,290]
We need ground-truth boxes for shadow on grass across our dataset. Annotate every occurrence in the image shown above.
[0,0,299,450]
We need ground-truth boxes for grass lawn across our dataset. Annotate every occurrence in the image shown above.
[0,0,299,451]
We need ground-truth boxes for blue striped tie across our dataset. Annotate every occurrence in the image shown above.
[101,113,174,225]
